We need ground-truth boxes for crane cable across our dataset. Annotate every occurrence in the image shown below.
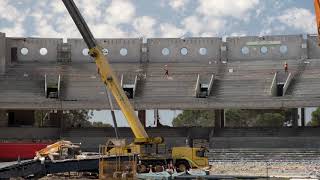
[106,87,119,139]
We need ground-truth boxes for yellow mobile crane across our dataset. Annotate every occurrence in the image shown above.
[61,0,208,173]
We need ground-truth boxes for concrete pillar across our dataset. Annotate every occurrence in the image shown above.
[49,110,63,127]
[301,108,305,127]
[220,42,228,62]
[0,110,8,127]
[292,108,299,128]
[301,34,308,59]
[0,32,6,75]
[138,110,146,127]
[215,109,225,128]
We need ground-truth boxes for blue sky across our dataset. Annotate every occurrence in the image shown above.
[0,0,318,126]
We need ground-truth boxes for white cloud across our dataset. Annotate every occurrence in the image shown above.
[277,8,316,34]
[133,16,157,37]
[89,23,130,38]
[106,0,136,25]
[0,23,25,37]
[75,0,104,22]
[181,16,203,35]
[196,0,259,19]
[29,0,134,38]
[50,1,66,14]
[0,0,26,36]
[182,15,226,37]
[159,23,185,37]
[0,0,21,21]
[168,0,189,11]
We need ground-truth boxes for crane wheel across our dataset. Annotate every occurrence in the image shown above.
[153,161,164,172]
[137,162,149,173]
[175,160,190,172]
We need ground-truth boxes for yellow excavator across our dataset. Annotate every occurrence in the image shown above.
[53,0,209,173]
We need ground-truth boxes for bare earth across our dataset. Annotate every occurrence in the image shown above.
[210,161,320,178]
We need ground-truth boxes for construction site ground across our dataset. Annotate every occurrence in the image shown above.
[1,160,315,179]
[210,161,320,178]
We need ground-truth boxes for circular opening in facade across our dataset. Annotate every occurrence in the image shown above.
[161,48,170,56]
[102,48,109,55]
[280,45,288,54]
[260,46,268,54]
[39,48,48,56]
[82,48,89,56]
[120,48,128,56]
[241,46,249,55]
[180,47,188,56]
[199,48,207,55]
[21,48,29,55]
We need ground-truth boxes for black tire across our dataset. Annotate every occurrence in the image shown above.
[175,160,190,172]
[137,162,149,173]
[153,161,164,172]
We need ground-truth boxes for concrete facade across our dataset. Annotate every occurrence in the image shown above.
[68,38,142,63]
[227,35,305,61]
[6,37,62,62]
[147,37,221,62]
[1,33,320,109]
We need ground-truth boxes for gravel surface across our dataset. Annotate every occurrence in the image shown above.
[210,161,320,178]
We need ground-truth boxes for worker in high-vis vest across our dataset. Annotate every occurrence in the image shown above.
[284,61,288,73]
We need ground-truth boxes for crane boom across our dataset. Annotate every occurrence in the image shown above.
[315,0,320,45]
[62,0,148,140]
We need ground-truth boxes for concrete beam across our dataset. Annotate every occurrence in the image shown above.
[68,38,142,63]
[0,33,5,74]
[147,37,221,63]
[6,37,62,62]
[227,35,303,61]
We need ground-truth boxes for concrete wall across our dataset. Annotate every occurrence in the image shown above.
[307,35,320,59]
[6,38,62,62]
[3,35,313,64]
[0,127,60,140]
[147,38,221,63]
[0,33,5,74]
[68,38,142,63]
[227,35,304,61]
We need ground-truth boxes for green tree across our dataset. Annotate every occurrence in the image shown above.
[63,110,93,127]
[34,110,94,127]
[172,110,215,127]
[172,109,290,128]
[255,113,285,127]
[308,108,320,126]
[91,121,112,127]
[225,109,252,127]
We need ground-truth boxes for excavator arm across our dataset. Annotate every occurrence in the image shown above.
[315,0,320,45]
[62,0,154,142]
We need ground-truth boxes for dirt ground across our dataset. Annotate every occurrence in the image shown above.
[35,161,320,179]
[210,161,320,178]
